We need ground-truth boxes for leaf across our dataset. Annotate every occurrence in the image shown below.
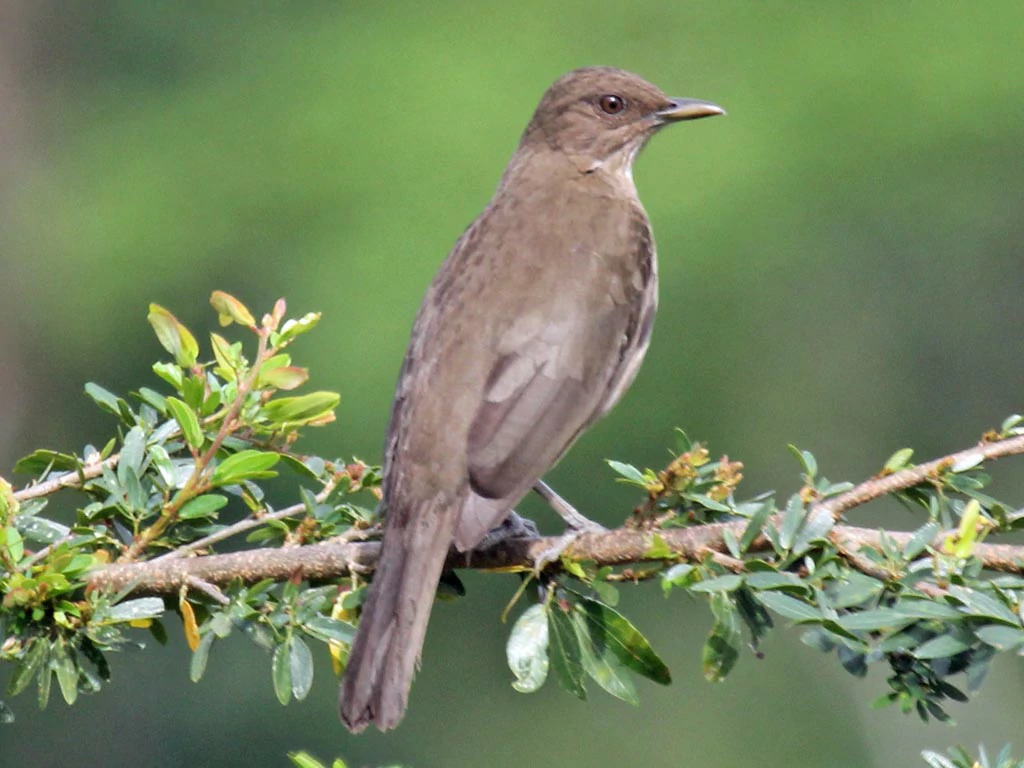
[703,592,741,682]
[259,366,309,391]
[791,507,834,556]
[190,632,215,682]
[756,591,821,622]
[574,597,670,685]
[261,392,340,425]
[288,752,331,768]
[51,640,78,706]
[210,290,256,327]
[643,533,671,559]
[506,604,549,693]
[605,460,647,486]
[276,312,322,344]
[974,625,1024,651]
[689,574,743,593]
[289,635,315,701]
[272,642,292,705]
[302,616,355,645]
[903,521,940,559]
[15,515,70,545]
[210,450,281,486]
[787,444,817,479]
[178,494,229,520]
[883,447,914,472]
[166,397,204,450]
[740,500,772,552]
[13,449,80,475]
[951,451,985,472]
[548,605,586,700]
[571,609,638,705]
[84,382,123,416]
[148,304,199,367]
[105,597,166,623]
[834,609,915,632]
[180,598,200,651]
[913,633,972,660]
[779,495,804,551]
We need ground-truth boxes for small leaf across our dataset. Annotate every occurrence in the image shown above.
[740,501,772,552]
[178,494,229,520]
[51,640,78,706]
[703,592,740,682]
[643,533,671,559]
[261,392,341,425]
[506,604,549,693]
[289,635,314,701]
[689,574,744,593]
[547,605,586,700]
[84,382,123,416]
[210,290,256,327]
[190,632,215,682]
[575,597,670,685]
[106,597,166,623]
[951,451,984,473]
[903,521,939,559]
[975,625,1024,651]
[883,447,914,472]
[272,642,292,705]
[276,312,322,344]
[180,598,200,651]
[756,591,821,622]
[210,450,280,486]
[571,609,638,705]
[913,633,972,660]
[148,304,199,367]
[779,495,804,551]
[605,460,647,486]
[166,397,204,450]
[259,366,309,390]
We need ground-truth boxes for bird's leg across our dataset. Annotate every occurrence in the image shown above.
[532,480,605,532]
[531,479,605,569]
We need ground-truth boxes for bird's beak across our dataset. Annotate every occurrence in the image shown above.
[657,98,726,122]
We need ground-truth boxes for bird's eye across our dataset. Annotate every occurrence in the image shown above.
[598,94,626,115]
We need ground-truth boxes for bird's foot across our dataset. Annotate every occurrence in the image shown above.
[475,511,541,550]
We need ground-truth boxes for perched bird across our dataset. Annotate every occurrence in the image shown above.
[340,66,723,732]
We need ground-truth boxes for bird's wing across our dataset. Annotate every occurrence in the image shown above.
[454,306,629,548]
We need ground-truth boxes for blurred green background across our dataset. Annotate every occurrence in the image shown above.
[1,2,1023,766]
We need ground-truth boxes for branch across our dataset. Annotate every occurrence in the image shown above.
[85,521,1024,597]
[811,433,1024,520]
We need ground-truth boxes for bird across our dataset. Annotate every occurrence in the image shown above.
[339,66,723,732]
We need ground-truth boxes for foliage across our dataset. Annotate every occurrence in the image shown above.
[922,744,1024,768]
[1,294,1023,759]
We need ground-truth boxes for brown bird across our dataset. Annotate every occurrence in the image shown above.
[340,66,723,732]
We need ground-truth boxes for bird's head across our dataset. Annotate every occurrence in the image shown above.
[520,66,724,179]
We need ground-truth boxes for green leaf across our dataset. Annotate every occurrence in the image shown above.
[190,632,215,682]
[740,500,772,552]
[84,382,123,416]
[148,304,199,367]
[756,591,821,622]
[51,640,78,706]
[571,609,638,705]
[13,449,80,475]
[791,507,834,556]
[272,642,292,705]
[276,312,322,344]
[288,752,331,768]
[547,605,586,700]
[903,521,940,559]
[15,515,70,545]
[947,585,1020,625]
[105,597,166,623]
[574,596,670,685]
[259,366,309,391]
[779,495,804,551]
[506,604,549,693]
[889,600,963,621]
[210,290,256,327]
[787,444,817,479]
[606,460,647,486]
[913,632,972,660]
[690,574,743,593]
[643,533,671,559]
[152,361,184,390]
[703,592,741,682]
[261,392,340,425]
[178,494,229,520]
[210,450,280,486]
[834,609,915,632]
[8,640,46,696]
[975,624,1024,651]
[745,571,806,592]
[883,447,914,472]
[289,635,314,701]
[165,397,204,450]
[302,616,355,645]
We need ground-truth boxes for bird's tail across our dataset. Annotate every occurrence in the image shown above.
[339,495,456,732]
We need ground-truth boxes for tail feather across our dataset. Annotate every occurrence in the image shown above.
[339,495,457,732]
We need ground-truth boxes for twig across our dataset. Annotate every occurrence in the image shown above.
[811,433,1024,521]
[13,455,120,502]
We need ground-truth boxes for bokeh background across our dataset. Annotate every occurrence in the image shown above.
[2,2,1023,766]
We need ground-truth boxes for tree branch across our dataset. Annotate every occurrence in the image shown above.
[85,521,1024,597]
